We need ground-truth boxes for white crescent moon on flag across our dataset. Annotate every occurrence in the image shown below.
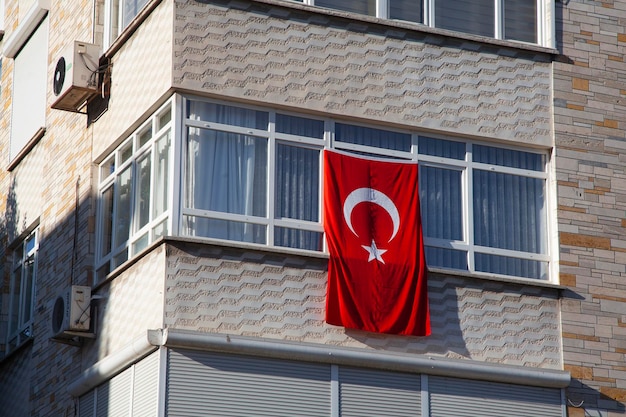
[343,187,400,242]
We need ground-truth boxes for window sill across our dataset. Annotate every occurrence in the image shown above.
[98,234,563,295]
[428,266,566,291]
[252,0,559,56]
[0,336,33,364]
[7,127,46,171]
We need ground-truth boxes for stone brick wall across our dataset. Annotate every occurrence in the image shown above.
[554,0,626,415]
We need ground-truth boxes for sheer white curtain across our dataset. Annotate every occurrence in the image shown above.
[186,103,267,243]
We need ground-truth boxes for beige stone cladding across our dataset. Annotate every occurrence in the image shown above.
[164,240,563,369]
[91,0,174,159]
[0,0,98,415]
[554,0,626,415]
[81,244,166,369]
[173,0,553,147]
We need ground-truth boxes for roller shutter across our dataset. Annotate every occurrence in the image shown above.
[166,349,331,417]
[339,366,422,417]
[429,376,563,417]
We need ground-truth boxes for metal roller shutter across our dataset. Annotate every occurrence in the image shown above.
[167,349,331,417]
[339,366,422,417]
[429,376,563,417]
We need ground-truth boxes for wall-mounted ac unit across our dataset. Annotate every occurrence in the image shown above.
[51,285,91,340]
[51,41,100,112]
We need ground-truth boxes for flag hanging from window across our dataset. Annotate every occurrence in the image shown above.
[323,150,430,336]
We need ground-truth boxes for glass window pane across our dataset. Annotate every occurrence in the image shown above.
[435,0,494,37]
[425,247,468,270]
[419,166,463,241]
[186,129,267,217]
[187,101,269,130]
[136,154,152,230]
[276,114,324,139]
[120,141,133,163]
[132,233,149,255]
[390,0,423,23]
[315,0,376,15]
[138,125,152,148]
[101,156,116,180]
[275,144,320,222]
[183,215,266,244]
[419,136,465,160]
[158,106,172,130]
[504,0,537,43]
[473,170,546,254]
[8,265,22,334]
[115,165,133,247]
[473,144,545,171]
[100,186,114,257]
[336,123,411,152]
[275,227,323,251]
[475,253,547,279]
[21,259,34,325]
[122,0,149,29]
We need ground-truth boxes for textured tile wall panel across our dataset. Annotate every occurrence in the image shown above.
[173,0,552,147]
[164,241,562,369]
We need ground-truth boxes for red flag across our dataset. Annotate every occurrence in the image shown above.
[323,150,430,336]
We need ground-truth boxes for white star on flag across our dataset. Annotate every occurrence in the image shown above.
[362,239,387,264]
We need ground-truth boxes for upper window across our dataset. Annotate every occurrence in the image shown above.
[104,0,149,47]
[97,96,553,282]
[6,228,38,354]
[7,14,48,163]
[96,100,172,281]
[289,0,549,46]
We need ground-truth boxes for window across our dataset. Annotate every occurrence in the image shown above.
[104,0,150,47]
[97,96,552,281]
[6,228,38,354]
[183,101,325,251]
[7,14,48,162]
[181,97,551,280]
[96,100,172,281]
[290,0,549,46]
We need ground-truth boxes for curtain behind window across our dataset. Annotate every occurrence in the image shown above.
[435,0,494,37]
[186,103,268,243]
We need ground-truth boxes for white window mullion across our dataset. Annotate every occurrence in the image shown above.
[425,0,434,27]
[377,0,387,19]
[171,95,185,237]
[465,142,475,273]
[494,0,503,39]
[267,113,277,247]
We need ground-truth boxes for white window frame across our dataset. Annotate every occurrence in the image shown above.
[103,0,150,49]
[6,228,38,354]
[2,0,50,165]
[95,98,174,281]
[95,95,555,282]
[297,0,554,48]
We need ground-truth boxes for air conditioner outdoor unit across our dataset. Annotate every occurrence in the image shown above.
[51,285,91,340]
[51,41,100,112]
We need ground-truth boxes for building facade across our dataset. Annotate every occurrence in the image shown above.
[0,0,624,416]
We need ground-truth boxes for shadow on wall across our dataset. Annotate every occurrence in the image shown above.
[348,272,471,359]
[567,380,625,416]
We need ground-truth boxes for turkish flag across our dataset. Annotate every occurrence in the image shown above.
[323,150,430,336]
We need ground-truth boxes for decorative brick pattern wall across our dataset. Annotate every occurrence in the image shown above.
[164,241,563,369]
[173,0,554,148]
[554,0,626,415]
